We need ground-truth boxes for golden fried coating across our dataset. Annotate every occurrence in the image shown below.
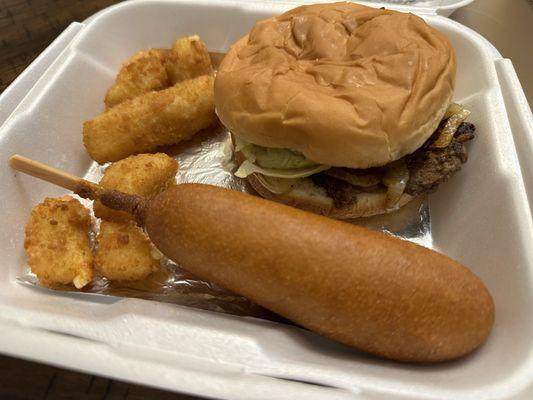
[24,196,93,289]
[94,153,178,221]
[104,49,170,109]
[83,74,216,163]
[103,36,213,109]
[95,220,160,281]
[166,35,213,84]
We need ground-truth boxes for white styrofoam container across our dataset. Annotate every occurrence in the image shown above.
[300,0,476,16]
[1,0,532,399]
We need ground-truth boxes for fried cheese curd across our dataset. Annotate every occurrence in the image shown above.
[93,153,178,221]
[104,49,170,109]
[104,35,213,108]
[24,196,93,289]
[83,75,216,163]
[166,35,213,84]
[95,220,161,281]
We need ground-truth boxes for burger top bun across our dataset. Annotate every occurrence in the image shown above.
[215,2,456,168]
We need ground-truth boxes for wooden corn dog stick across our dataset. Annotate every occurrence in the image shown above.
[10,155,91,193]
[10,154,145,216]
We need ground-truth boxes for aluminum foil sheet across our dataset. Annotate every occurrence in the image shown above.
[18,124,431,319]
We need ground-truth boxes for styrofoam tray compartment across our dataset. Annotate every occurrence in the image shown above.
[1,1,533,399]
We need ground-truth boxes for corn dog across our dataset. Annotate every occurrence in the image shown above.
[24,196,93,289]
[83,74,216,163]
[90,183,494,362]
[95,220,160,281]
[104,49,170,109]
[94,153,178,221]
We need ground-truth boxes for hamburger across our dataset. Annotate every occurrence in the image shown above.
[214,2,475,218]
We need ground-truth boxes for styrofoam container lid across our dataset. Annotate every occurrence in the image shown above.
[1,1,532,399]
[296,0,476,16]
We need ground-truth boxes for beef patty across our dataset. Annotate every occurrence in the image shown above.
[406,122,475,195]
[312,122,476,207]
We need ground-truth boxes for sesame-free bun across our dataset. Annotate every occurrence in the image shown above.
[215,2,456,168]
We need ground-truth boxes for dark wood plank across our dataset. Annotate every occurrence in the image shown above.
[0,354,205,399]
[0,353,57,399]
[0,0,123,92]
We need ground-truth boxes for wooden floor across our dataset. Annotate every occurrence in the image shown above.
[0,355,201,399]
[0,0,121,91]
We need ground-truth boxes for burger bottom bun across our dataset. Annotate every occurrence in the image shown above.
[236,152,414,219]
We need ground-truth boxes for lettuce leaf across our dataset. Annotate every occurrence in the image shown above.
[233,136,330,179]
[235,159,329,179]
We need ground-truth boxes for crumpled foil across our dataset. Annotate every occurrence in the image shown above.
[18,125,431,319]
